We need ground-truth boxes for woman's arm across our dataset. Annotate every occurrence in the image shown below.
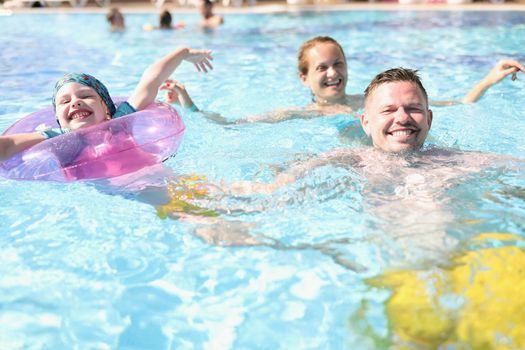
[429,59,524,106]
[0,133,46,161]
[200,108,325,126]
[128,48,213,111]
[160,79,322,125]
[160,79,197,110]
[461,59,525,103]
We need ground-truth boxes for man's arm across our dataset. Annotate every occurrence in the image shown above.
[227,148,358,195]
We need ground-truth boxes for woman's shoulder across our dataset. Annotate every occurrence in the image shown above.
[311,103,355,116]
[345,94,364,109]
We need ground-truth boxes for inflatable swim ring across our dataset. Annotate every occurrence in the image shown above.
[0,100,185,182]
[357,232,525,349]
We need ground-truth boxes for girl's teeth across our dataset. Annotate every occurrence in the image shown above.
[72,111,90,120]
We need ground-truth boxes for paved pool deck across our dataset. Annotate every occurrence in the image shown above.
[2,0,525,14]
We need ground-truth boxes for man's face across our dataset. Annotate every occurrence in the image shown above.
[299,42,348,104]
[360,81,432,153]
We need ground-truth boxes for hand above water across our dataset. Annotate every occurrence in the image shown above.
[183,49,213,73]
[461,58,525,103]
[160,79,196,109]
[483,59,525,86]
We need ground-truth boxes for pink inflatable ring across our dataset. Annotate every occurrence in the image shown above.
[0,100,185,182]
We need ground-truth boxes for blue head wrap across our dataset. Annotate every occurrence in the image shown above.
[52,73,116,117]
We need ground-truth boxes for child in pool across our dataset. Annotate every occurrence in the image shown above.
[0,47,213,162]
[199,0,224,30]
[143,10,186,31]
[106,7,125,32]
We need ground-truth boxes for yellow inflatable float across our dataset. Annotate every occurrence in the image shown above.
[363,232,525,349]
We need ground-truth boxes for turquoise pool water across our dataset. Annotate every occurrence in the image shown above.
[1,10,525,349]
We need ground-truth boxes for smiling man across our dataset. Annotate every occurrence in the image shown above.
[208,67,522,268]
[360,67,433,153]
[226,66,522,199]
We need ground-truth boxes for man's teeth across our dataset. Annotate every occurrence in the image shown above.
[390,130,415,136]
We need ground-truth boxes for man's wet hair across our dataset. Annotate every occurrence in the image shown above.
[364,67,428,104]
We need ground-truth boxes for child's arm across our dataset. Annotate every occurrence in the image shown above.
[128,48,213,111]
[0,133,46,161]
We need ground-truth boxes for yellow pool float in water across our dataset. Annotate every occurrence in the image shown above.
[367,232,525,349]
[156,174,219,218]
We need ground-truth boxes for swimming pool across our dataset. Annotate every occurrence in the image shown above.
[1,9,525,349]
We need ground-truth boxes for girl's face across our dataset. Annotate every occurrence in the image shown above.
[299,42,348,105]
[55,83,109,130]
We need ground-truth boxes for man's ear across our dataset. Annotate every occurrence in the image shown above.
[360,113,370,136]
[427,109,433,129]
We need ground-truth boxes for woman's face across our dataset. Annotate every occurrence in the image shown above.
[55,83,109,130]
[299,42,348,105]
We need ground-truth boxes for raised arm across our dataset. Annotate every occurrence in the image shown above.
[429,59,525,106]
[128,48,213,111]
[0,133,46,161]
[461,59,525,103]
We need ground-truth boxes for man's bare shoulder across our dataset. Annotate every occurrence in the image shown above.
[321,147,360,158]
[420,147,519,167]
[320,147,372,165]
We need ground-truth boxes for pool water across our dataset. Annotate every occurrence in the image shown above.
[1,10,525,349]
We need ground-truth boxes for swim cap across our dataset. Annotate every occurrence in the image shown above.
[52,73,116,117]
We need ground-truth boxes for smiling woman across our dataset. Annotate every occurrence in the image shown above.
[297,36,352,107]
